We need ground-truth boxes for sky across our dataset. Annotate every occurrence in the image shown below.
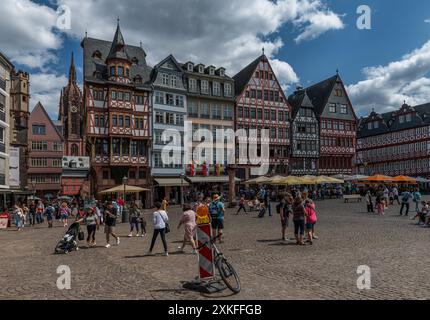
[2,0,430,119]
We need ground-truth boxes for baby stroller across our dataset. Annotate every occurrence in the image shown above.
[54,222,83,254]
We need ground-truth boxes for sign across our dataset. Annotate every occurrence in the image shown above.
[196,223,215,280]
[62,156,90,170]
[9,147,20,188]
[196,204,210,225]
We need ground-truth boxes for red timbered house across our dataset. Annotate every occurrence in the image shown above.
[304,74,358,175]
[233,53,291,177]
[81,22,152,206]
[357,102,430,176]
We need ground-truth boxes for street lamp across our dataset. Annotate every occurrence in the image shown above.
[180,173,185,206]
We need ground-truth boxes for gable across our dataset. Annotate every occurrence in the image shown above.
[30,103,63,141]
[320,79,356,121]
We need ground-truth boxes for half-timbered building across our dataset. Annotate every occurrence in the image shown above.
[357,102,430,176]
[303,74,357,175]
[151,55,187,203]
[233,53,291,177]
[288,88,319,175]
[81,23,152,205]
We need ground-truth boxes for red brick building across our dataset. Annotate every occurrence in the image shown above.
[28,102,63,199]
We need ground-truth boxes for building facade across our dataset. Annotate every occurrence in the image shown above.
[288,89,319,175]
[82,23,152,205]
[27,102,63,199]
[302,74,357,175]
[233,54,291,177]
[183,60,235,189]
[357,102,430,176]
[9,69,30,190]
[58,53,90,198]
[0,52,12,194]
[151,55,187,203]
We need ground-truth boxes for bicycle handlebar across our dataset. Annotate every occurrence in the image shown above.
[196,234,221,250]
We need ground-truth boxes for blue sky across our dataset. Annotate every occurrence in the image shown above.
[2,0,430,118]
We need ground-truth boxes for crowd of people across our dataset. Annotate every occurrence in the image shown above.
[364,185,430,227]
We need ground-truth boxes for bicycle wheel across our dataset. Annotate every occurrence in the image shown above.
[216,257,241,294]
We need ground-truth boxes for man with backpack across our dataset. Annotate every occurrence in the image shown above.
[44,203,55,228]
[400,190,412,216]
[209,194,225,243]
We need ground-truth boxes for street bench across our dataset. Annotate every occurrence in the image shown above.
[343,195,362,203]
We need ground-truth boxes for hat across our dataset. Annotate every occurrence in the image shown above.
[213,194,220,201]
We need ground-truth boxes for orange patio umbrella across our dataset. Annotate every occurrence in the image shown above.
[392,176,417,183]
[358,175,395,182]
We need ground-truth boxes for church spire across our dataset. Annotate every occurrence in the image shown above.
[107,20,128,61]
[69,52,76,84]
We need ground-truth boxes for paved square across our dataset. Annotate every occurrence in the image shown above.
[1,199,429,300]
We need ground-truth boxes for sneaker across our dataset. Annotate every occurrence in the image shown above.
[162,252,169,257]
[116,237,120,245]
[144,251,153,256]
[313,235,319,239]
[105,244,111,248]
[136,234,140,237]
[142,233,146,237]
[128,233,132,237]
[192,249,197,254]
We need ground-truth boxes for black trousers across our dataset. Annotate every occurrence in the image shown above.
[237,204,247,214]
[87,225,96,242]
[367,203,374,213]
[149,228,167,252]
[400,203,409,216]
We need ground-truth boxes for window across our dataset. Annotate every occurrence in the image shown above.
[155,92,164,105]
[111,91,117,100]
[124,92,130,102]
[52,158,62,167]
[176,95,184,107]
[406,113,412,122]
[244,107,250,118]
[224,83,232,96]
[129,171,136,179]
[32,124,46,135]
[0,127,4,144]
[329,103,336,113]
[170,75,178,87]
[257,90,262,100]
[201,103,210,118]
[188,102,198,117]
[209,68,215,76]
[278,111,284,121]
[31,158,48,167]
[166,113,175,125]
[271,110,276,121]
[162,74,169,85]
[32,141,48,151]
[264,90,269,101]
[110,66,115,76]
[189,78,197,92]
[250,89,256,99]
[368,122,372,130]
[340,104,347,114]
[103,170,109,180]
[125,116,131,127]
[94,115,99,127]
[139,170,146,179]
[374,121,379,129]
[198,65,204,73]
[399,115,405,124]
[250,108,256,119]
[257,109,262,120]
[112,138,121,155]
[53,142,63,152]
[187,63,194,71]
[117,91,123,101]
[212,104,221,119]
[126,68,130,77]
[166,94,175,106]
[93,89,104,101]
[219,69,225,77]
[155,112,164,124]
[213,82,221,96]
[118,66,124,76]
[135,95,144,105]
[201,80,209,94]
[112,115,118,126]
[223,105,233,120]
[119,115,124,127]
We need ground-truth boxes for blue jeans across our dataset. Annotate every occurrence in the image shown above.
[36,214,44,224]
[266,202,272,216]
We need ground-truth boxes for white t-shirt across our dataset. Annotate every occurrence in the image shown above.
[153,210,169,230]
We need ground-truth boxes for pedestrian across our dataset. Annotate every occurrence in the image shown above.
[36,200,45,224]
[263,187,272,217]
[365,191,374,213]
[236,196,247,215]
[13,204,24,231]
[139,208,147,237]
[209,194,225,243]
[59,202,71,227]
[77,207,99,247]
[304,199,317,245]
[22,203,29,227]
[278,193,292,241]
[411,200,428,225]
[376,195,385,215]
[400,190,412,216]
[104,201,120,248]
[413,188,422,212]
[177,204,197,253]
[292,195,306,245]
[392,186,400,205]
[161,196,169,212]
[29,201,36,226]
[145,202,169,256]
[128,203,141,237]
[383,187,389,208]
[44,203,55,228]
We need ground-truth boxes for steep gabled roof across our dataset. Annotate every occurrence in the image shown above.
[232,55,262,96]
[288,89,316,119]
[31,102,64,141]
[304,75,338,116]
[107,22,129,61]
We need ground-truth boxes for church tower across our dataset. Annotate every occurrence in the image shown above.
[59,52,84,156]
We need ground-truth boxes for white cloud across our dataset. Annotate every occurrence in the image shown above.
[57,0,344,87]
[30,73,68,117]
[347,40,430,116]
[425,19,430,24]
[0,0,61,69]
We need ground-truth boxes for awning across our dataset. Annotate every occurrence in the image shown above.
[154,178,189,187]
[188,176,241,183]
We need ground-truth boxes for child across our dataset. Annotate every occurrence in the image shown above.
[376,196,385,216]
[411,201,427,225]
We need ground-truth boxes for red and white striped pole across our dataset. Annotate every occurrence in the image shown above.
[196,205,214,280]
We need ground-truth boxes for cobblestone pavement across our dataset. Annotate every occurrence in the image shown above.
[1,198,429,300]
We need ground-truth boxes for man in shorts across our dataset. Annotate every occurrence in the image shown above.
[209,194,225,243]
[104,201,120,248]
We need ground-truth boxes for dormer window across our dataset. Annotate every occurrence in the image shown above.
[92,50,102,59]
[406,113,412,122]
[399,115,405,124]
[131,57,139,65]
[198,65,204,74]
[134,75,142,84]
[126,68,130,78]
[110,66,115,76]
[118,66,124,76]
[187,63,194,72]
[209,67,215,76]
[220,69,225,77]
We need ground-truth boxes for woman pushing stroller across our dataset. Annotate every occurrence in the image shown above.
[76,207,100,247]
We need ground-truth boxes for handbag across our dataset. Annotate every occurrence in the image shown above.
[165,222,171,234]
[78,231,85,241]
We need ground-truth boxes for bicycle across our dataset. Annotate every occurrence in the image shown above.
[197,234,241,294]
